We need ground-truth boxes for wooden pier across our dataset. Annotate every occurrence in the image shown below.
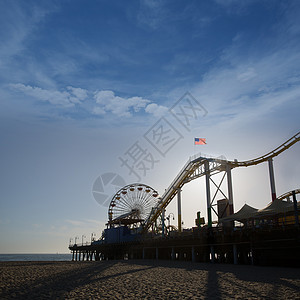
[69,224,300,267]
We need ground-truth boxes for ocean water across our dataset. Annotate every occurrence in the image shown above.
[0,253,72,262]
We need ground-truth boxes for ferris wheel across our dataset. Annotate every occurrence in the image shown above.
[108,183,159,227]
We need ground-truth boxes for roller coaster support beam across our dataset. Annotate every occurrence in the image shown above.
[268,158,277,202]
[205,160,212,228]
[226,164,234,215]
[161,209,165,237]
[292,190,299,226]
[177,189,182,232]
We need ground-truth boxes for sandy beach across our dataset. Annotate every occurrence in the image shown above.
[0,260,299,299]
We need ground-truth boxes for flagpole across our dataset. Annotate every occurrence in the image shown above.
[193,138,195,156]
[194,137,206,158]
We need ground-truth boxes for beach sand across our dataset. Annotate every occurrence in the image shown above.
[0,260,299,299]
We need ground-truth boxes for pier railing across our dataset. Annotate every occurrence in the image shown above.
[69,242,92,248]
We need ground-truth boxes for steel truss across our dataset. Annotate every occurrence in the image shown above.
[142,131,300,233]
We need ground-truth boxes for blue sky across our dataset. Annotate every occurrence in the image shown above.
[0,0,299,253]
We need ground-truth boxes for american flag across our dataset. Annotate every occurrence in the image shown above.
[194,138,206,145]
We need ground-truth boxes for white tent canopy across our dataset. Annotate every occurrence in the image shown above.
[220,199,299,222]
[254,198,295,217]
[220,204,258,222]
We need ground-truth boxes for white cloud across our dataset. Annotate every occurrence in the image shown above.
[92,106,106,115]
[10,84,88,107]
[9,84,165,119]
[94,90,115,103]
[145,103,168,117]
[93,90,150,117]
[67,86,88,101]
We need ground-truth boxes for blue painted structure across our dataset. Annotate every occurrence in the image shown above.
[103,226,138,244]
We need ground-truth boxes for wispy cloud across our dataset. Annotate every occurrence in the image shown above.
[190,41,300,129]
[10,84,87,107]
[0,1,57,65]
[137,0,166,30]
[9,83,168,119]
[237,67,257,82]
[65,219,85,226]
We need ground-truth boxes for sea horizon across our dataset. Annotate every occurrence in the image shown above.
[0,253,72,262]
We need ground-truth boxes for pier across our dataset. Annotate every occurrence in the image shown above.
[69,220,300,267]
[69,132,300,267]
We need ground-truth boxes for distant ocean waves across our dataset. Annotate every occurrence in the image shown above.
[0,253,72,261]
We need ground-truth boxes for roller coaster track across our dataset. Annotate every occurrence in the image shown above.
[277,189,300,201]
[229,131,300,167]
[142,131,300,232]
